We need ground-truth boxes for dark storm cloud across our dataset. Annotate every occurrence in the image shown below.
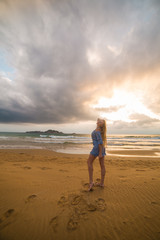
[129,113,160,127]
[111,114,160,132]
[0,0,160,124]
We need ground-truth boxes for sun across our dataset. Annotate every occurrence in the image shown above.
[91,89,160,123]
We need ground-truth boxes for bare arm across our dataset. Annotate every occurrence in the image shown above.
[98,144,103,159]
[96,128,103,159]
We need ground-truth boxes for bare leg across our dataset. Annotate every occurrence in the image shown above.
[98,156,106,186]
[87,154,96,191]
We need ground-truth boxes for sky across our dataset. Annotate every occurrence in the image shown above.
[0,0,160,134]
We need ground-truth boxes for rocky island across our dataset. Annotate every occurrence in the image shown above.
[26,129,64,134]
[26,129,76,135]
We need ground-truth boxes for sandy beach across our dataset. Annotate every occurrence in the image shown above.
[0,149,160,240]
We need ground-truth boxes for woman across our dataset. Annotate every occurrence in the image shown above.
[87,118,107,191]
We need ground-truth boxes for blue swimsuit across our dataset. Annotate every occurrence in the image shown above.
[90,130,106,157]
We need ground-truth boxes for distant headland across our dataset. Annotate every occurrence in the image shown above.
[25,129,76,135]
[26,129,64,134]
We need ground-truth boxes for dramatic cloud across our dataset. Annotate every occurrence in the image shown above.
[0,0,160,132]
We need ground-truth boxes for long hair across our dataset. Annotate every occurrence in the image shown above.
[100,119,107,147]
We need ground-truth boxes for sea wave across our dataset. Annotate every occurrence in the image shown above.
[0,132,160,150]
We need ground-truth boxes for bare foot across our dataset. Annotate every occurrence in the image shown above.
[95,182,104,188]
[88,182,94,191]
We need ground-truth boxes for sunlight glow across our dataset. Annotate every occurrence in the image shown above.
[87,49,101,66]
[92,89,160,123]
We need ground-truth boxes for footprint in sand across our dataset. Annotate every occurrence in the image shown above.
[40,167,51,170]
[0,209,16,230]
[95,198,106,211]
[82,182,89,188]
[23,166,32,170]
[25,194,37,203]
[67,217,78,231]
[59,169,68,172]
[49,216,59,232]
[57,195,68,207]
[70,195,82,205]
[74,206,87,219]
[96,178,101,182]
[13,163,21,166]
[144,215,151,219]
[68,206,88,228]
[151,201,158,205]
[53,193,87,232]
[87,198,106,212]
[52,192,106,232]
[136,169,146,171]
[87,203,97,211]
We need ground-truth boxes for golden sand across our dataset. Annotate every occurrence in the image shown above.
[0,149,160,240]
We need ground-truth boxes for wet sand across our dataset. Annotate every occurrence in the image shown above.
[0,149,160,240]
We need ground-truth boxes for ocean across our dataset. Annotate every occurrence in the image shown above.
[0,132,160,156]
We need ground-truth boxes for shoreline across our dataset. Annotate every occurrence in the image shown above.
[0,146,160,157]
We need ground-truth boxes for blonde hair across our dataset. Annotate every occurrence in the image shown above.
[101,119,107,147]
